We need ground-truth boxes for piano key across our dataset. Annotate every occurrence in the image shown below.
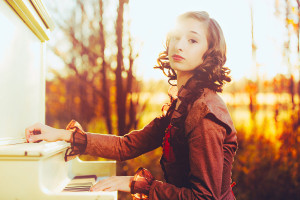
[62,175,97,192]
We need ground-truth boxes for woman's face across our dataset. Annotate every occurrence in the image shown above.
[168,18,208,73]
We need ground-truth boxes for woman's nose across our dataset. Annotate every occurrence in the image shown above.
[175,38,185,52]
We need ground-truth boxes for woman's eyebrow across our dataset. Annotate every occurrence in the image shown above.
[189,30,201,36]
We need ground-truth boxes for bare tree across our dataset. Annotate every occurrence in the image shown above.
[114,0,143,135]
[275,0,300,110]
[296,0,300,113]
[115,0,127,135]
[99,0,112,134]
[249,2,258,115]
[284,0,295,108]
[46,0,142,135]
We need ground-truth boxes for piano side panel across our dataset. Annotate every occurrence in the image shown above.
[0,0,45,142]
[41,155,117,200]
[39,150,70,193]
[0,148,69,199]
[39,150,118,200]
[0,150,117,200]
[0,158,42,199]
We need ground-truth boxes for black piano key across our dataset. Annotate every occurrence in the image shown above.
[73,175,97,180]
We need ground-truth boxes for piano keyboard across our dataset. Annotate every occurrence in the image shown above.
[63,175,97,192]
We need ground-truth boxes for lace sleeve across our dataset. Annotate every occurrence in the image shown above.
[64,120,87,162]
[131,167,155,200]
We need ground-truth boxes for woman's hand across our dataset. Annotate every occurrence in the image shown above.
[25,122,72,143]
[90,176,133,192]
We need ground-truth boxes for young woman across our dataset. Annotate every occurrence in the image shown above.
[26,11,237,200]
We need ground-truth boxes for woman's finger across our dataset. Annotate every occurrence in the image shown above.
[91,185,111,192]
[91,180,112,191]
[25,128,31,142]
[25,123,42,142]
[91,176,120,191]
[103,187,116,191]
[28,134,43,143]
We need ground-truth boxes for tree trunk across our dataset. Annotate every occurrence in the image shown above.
[297,0,300,115]
[115,0,126,136]
[250,4,257,115]
[99,0,112,134]
[126,34,134,132]
[285,0,295,108]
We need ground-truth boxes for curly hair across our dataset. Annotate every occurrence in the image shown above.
[154,11,231,92]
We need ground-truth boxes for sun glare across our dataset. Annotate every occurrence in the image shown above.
[129,0,295,82]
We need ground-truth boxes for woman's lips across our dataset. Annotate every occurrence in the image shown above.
[172,54,185,62]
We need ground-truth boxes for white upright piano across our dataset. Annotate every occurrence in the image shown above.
[0,0,117,199]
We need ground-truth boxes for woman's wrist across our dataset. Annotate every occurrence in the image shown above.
[64,120,88,161]
[59,129,72,142]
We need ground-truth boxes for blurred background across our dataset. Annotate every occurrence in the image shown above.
[43,0,300,199]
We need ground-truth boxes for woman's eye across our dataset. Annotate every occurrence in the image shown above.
[189,39,198,44]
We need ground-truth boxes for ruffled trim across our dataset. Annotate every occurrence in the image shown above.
[64,120,87,162]
[131,167,155,200]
